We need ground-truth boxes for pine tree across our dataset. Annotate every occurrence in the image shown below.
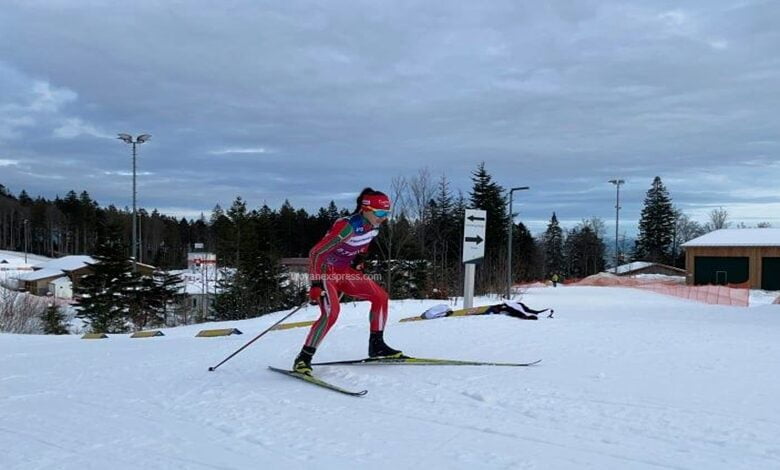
[326,201,340,221]
[543,212,564,278]
[125,273,157,330]
[155,270,184,326]
[427,175,461,292]
[226,197,249,266]
[18,190,32,205]
[634,176,676,263]
[563,225,605,278]
[212,245,293,320]
[75,226,134,333]
[41,303,69,335]
[211,269,243,321]
[211,204,235,265]
[511,221,539,281]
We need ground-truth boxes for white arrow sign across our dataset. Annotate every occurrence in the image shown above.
[462,209,487,264]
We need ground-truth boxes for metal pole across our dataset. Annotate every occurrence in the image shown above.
[463,263,475,309]
[208,300,309,372]
[615,182,620,273]
[506,190,513,299]
[202,262,207,321]
[23,219,29,263]
[132,142,137,273]
[609,179,624,274]
[506,187,529,299]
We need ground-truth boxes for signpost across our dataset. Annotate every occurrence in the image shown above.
[463,209,486,308]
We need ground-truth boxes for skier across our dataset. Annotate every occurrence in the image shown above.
[292,188,402,375]
[414,301,552,321]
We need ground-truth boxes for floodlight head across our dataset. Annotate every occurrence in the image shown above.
[117,133,133,143]
[511,186,530,192]
[136,134,152,144]
[609,179,625,185]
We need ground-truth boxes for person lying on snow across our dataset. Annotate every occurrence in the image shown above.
[421,301,553,320]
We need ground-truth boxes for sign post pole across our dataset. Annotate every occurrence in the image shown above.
[463,263,476,308]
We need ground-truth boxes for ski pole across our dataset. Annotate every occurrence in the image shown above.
[208,300,308,372]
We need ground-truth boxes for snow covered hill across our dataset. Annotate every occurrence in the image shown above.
[2,286,780,469]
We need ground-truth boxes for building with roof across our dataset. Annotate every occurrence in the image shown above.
[187,243,217,270]
[17,269,68,295]
[613,261,686,277]
[14,255,156,298]
[15,255,96,296]
[681,228,780,290]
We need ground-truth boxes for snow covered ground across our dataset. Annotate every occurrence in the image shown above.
[3,286,780,469]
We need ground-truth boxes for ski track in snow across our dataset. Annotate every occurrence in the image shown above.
[2,286,780,469]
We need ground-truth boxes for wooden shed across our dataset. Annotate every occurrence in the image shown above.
[17,269,67,295]
[681,229,780,290]
[614,261,686,277]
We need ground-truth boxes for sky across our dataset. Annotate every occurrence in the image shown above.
[1,0,779,236]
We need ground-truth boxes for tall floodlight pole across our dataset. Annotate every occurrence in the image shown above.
[23,219,29,263]
[118,133,151,272]
[506,186,530,299]
[608,179,625,274]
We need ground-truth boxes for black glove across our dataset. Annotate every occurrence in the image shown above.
[351,253,366,271]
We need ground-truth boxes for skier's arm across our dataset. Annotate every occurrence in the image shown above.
[351,242,372,271]
[309,218,354,281]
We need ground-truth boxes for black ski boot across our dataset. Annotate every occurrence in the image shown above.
[292,346,316,376]
[368,331,404,358]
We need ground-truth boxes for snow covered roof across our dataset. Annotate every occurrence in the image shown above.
[33,255,95,271]
[16,269,67,282]
[681,229,780,247]
[0,250,51,264]
[614,262,654,274]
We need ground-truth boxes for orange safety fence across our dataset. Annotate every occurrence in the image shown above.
[567,273,750,307]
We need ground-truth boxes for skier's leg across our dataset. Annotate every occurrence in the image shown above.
[340,272,402,357]
[295,279,341,374]
[340,273,388,331]
[304,279,341,348]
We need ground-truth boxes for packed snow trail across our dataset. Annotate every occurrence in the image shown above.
[3,287,780,469]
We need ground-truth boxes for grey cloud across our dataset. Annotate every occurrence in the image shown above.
[0,0,778,234]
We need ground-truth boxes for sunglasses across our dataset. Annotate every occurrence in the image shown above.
[372,210,390,218]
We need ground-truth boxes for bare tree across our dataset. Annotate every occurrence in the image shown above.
[581,217,607,239]
[0,288,47,334]
[408,168,433,222]
[705,207,731,232]
[408,167,435,253]
[374,176,415,297]
[673,210,705,260]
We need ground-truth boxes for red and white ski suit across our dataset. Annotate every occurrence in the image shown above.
[304,213,388,348]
